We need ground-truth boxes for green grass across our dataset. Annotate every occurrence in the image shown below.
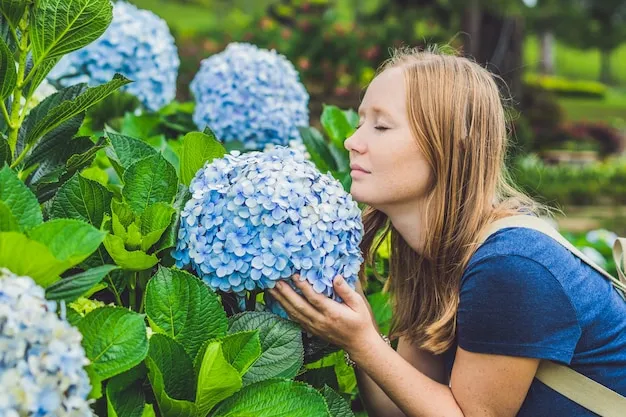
[524,36,626,87]
[558,88,626,122]
[523,36,626,122]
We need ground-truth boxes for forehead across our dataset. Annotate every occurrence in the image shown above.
[358,67,407,116]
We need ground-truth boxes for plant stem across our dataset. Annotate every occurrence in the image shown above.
[10,143,32,168]
[108,276,124,306]
[0,101,10,127]
[129,272,137,311]
[7,8,30,156]
[137,269,151,314]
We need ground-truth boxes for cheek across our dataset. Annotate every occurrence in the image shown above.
[350,146,432,206]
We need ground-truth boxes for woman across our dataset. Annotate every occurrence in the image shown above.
[268,47,626,416]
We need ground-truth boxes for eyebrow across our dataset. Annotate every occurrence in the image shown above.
[357,106,392,118]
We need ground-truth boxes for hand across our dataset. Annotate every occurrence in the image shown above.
[268,275,379,355]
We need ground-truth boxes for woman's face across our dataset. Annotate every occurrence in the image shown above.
[344,67,432,214]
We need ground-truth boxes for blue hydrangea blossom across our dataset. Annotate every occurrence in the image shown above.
[190,43,310,150]
[47,1,179,111]
[173,147,363,302]
[0,269,93,416]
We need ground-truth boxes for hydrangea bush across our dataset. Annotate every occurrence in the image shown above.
[173,147,363,300]
[47,1,179,111]
[190,43,310,150]
[0,269,92,416]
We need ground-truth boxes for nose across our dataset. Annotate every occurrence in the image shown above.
[344,127,366,154]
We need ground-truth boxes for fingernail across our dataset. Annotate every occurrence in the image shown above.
[275,281,282,289]
[334,276,343,286]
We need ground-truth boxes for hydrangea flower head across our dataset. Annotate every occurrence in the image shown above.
[47,1,179,111]
[190,43,310,150]
[173,147,363,300]
[0,268,93,416]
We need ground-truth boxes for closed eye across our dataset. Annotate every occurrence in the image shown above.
[375,126,389,131]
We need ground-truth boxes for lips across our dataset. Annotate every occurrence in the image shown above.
[350,163,370,173]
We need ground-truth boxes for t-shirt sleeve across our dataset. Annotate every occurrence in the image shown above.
[457,254,582,364]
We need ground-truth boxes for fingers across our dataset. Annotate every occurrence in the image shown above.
[291,274,335,312]
[333,275,362,310]
[270,280,323,324]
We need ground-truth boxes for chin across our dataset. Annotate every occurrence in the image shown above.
[349,187,378,208]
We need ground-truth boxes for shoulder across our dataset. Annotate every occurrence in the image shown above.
[461,227,579,313]
[467,226,575,275]
[458,227,582,362]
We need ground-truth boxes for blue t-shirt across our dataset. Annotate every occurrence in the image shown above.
[443,227,626,416]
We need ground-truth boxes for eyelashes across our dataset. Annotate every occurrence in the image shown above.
[356,124,389,132]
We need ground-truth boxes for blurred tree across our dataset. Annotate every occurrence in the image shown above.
[524,0,569,74]
[458,0,527,100]
[552,0,626,84]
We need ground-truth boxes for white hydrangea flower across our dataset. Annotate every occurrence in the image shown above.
[0,268,93,416]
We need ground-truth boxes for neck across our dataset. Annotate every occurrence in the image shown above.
[380,200,428,254]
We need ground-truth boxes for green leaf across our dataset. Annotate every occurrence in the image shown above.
[322,385,355,417]
[28,137,106,204]
[334,353,357,394]
[154,185,189,254]
[179,130,226,186]
[46,265,118,302]
[85,364,104,399]
[0,14,15,52]
[30,0,113,62]
[24,128,96,201]
[105,132,157,170]
[107,378,146,417]
[111,199,135,230]
[146,334,197,417]
[141,404,156,417]
[50,173,112,227]
[367,292,392,335]
[23,57,60,102]
[28,219,106,268]
[18,83,87,157]
[122,154,178,214]
[106,365,148,417]
[221,331,262,376]
[125,222,142,250]
[342,109,359,129]
[0,35,16,101]
[0,200,19,231]
[78,306,149,381]
[103,233,158,271]
[211,379,330,417]
[299,126,335,173]
[0,135,10,165]
[297,367,338,391]
[0,0,27,35]
[321,105,356,150]
[195,341,242,416]
[24,74,131,145]
[139,203,175,251]
[120,113,161,139]
[228,312,304,385]
[0,231,65,286]
[66,307,83,326]
[23,115,85,173]
[0,165,43,231]
[145,267,228,358]
[146,135,180,173]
